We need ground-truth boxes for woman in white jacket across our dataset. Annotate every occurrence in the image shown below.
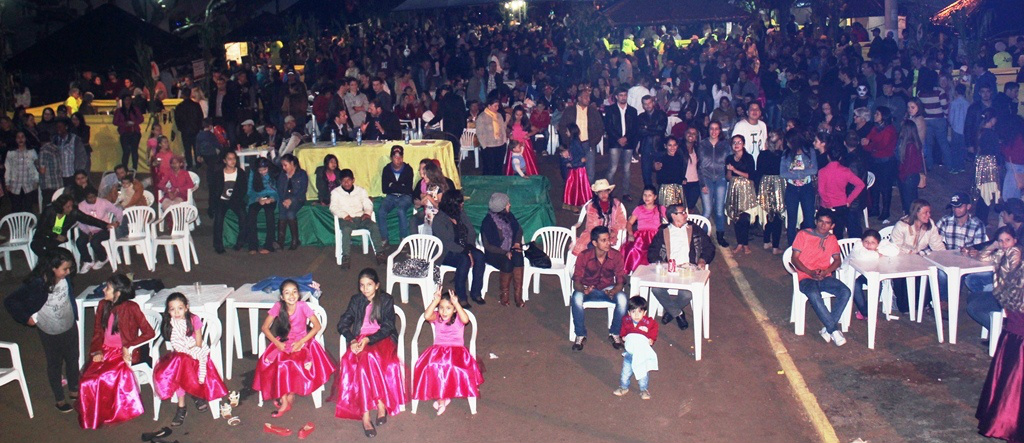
[889,199,946,314]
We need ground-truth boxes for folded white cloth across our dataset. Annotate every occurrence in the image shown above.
[623,334,659,380]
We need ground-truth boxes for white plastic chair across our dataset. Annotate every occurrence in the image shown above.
[863,172,875,227]
[0,213,38,271]
[410,310,477,415]
[339,304,407,412]
[386,235,443,306]
[108,206,157,272]
[153,203,199,272]
[51,186,65,202]
[688,214,714,236]
[568,300,617,341]
[400,119,421,140]
[783,247,851,336]
[151,315,224,420]
[546,124,559,155]
[879,225,893,242]
[143,190,156,207]
[437,235,499,306]
[982,310,1007,357]
[523,227,575,306]
[68,213,116,273]
[258,304,329,409]
[129,314,162,418]
[158,172,201,229]
[0,341,33,418]
[459,128,480,168]
[334,212,377,265]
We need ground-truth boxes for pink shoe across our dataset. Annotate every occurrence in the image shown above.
[855,312,865,320]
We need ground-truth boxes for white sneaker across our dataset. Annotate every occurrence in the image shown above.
[831,330,847,347]
[80,262,94,273]
[93,258,107,270]
[818,327,831,343]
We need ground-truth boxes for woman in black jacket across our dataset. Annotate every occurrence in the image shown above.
[3,248,80,412]
[31,194,115,258]
[335,268,404,437]
[210,151,249,254]
[314,154,342,205]
[433,189,486,308]
[480,192,524,307]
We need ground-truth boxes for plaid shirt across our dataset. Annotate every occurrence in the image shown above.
[38,143,63,190]
[937,214,988,250]
[52,133,78,178]
[3,148,38,194]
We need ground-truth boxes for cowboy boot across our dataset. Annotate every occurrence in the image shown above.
[288,220,300,250]
[499,272,512,306]
[512,267,526,307]
[275,221,287,250]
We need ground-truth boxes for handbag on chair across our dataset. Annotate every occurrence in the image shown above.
[524,241,551,268]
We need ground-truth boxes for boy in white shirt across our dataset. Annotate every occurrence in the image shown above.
[329,169,386,268]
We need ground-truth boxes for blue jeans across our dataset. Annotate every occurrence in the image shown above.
[606,147,633,192]
[950,132,966,172]
[377,194,412,244]
[619,352,649,391]
[967,291,1001,330]
[966,272,994,293]
[1003,162,1024,200]
[442,249,485,302]
[785,184,816,244]
[701,178,728,229]
[924,118,950,169]
[897,173,920,216]
[570,287,628,337]
[639,140,659,188]
[798,277,852,333]
[278,200,302,220]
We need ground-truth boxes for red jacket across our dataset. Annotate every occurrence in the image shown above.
[864,124,897,159]
[89,300,156,364]
[620,315,659,344]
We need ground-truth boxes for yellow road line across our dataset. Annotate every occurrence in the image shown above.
[720,247,840,443]
[304,248,328,274]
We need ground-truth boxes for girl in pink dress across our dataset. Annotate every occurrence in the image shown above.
[335,268,406,438]
[150,135,173,186]
[78,274,155,429]
[622,186,667,272]
[504,106,538,176]
[252,279,335,418]
[412,287,483,415]
[152,293,228,426]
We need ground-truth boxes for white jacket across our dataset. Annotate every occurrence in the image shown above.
[623,334,659,381]
[329,185,373,219]
[890,220,946,255]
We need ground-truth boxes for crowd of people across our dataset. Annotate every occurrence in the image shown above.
[3,7,1024,441]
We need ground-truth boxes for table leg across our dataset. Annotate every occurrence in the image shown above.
[77,304,86,369]
[947,269,962,344]
[692,288,703,361]
[907,277,918,322]
[249,308,260,356]
[225,301,234,380]
[867,274,881,349]
[702,281,710,339]
[929,267,944,343]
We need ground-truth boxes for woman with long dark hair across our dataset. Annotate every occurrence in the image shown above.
[314,154,342,206]
[780,130,818,245]
[246,158,279,254]
[210,151,248,254]
[434,189,486,308]
[276,154,308,250]
[895,119,927,215]
[112,94,143,170]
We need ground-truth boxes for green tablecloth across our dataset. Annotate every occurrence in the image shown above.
[220,175,556,247]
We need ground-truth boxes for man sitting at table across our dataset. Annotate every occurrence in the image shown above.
[361,99,402,141]
[378,145,414,250]
[932,192,989,304]
[645,204,716,331]
[330,168,386,269]
[790,209,850,347]
[571,226,629,351]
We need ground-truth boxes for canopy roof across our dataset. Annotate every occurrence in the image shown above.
[931,0,1024,36]
[602,0,751,26]
[394,0,590,11]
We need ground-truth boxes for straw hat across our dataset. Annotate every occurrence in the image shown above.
[590,179,616,193]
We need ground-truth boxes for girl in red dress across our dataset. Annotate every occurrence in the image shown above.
[412,287,483,415]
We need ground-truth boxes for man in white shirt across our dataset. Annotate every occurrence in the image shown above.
[731,102,768,165]
[329,169,385,268]
[604,87,639,202]
[627,76,653,114]
[645,205,715,331]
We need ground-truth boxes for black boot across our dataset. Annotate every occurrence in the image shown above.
[274,221,286,251]
[716,231,730,247]
[288,220,300,250]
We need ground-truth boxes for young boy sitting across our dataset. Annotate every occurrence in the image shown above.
[614,296,660,400]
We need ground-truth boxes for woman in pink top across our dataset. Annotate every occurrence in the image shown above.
[504,106,539,176]
[816,147,865,239]
[252,280,335,418]
[336,268,405,438]
[412,287,483,415]
[621,186,667,272]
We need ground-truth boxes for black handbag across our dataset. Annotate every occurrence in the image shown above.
[524,241,551,268]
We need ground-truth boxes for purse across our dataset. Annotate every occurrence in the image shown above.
[524,241,551,268]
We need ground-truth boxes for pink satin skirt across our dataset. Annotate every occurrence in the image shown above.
[334,337,406,420]
[977,327,1024,441]
[622,229,657,273]
[77,346,144,429]
[252,340,335,400]
[564,167,591,207]
[153,352,228,401]
[412,344,483,401]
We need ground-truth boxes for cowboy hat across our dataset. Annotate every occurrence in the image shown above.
[591,179,616,193]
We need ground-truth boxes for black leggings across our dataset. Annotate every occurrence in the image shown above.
[734,213,751,246]
[762,215,783,248]
[38,326,80,402]
[683,182,701,213]
[246,202,276,250]
[119,132,141,170]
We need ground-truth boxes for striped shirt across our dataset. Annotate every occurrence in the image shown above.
[918,89,948,120]
[3,149,38,194]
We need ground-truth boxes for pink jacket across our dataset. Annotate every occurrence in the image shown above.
[817,162,865,209]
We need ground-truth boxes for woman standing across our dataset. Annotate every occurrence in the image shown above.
[314,154,342,206]
[276,154,308,251]
[433,190,486,308]
[5,131,39,213]
[756,130,785,254]
[112,94,143,170]
[862,106,899,224]
[725,134,757,254]
[895,120,927,215]
[246,158,278,254]
[475,97,508,175]
[480,193,525,307]
[70,112,91,173]
[654,136,686,207]
[700,121,732,246]
[210,151,248,254]
[906,98,928,150]
[780,131,818,245]
[975,226,1024,443]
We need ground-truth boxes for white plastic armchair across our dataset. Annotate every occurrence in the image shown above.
[0,212,38,271]
[523,227,575,306]
[0,341,33,418]
[782,247,851,336]
[334,212,377,265]
[107,206,157,272]
[152,203,199,272]
[151,315,224,420]
[129,314,163,415]
[386,235,443,305]
[410,310,477,414]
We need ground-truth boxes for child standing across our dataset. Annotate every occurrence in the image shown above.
[563,123,590,212]
[152,293,228,426]
[412,287,484,415]
[614,296,659,400]
[78,273,156,429]
[252,279,335,418]
[507,140,531,177]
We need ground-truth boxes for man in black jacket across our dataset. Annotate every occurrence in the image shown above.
[174,90,204,169]
[428,85,468,153]
[377,146,414,249]
[32,195,117,258]
[604,87,639,202]
[645,205,715,330]
[637,95,667,188]
[361,99,403,141]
